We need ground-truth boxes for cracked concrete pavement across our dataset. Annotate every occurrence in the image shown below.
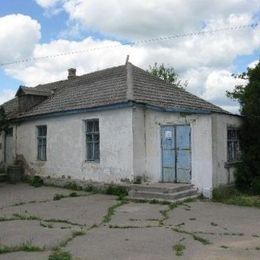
[0,183,260,260]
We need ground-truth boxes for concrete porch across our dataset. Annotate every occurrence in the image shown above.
[128,183,200,202]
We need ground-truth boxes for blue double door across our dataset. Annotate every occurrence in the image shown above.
[161,125,191,183]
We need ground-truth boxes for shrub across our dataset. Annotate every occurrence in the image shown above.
[251,177,260,195]
[106,185,128,197]
[64,182,82,191]
[53,194,65,200]
[31,176,44,187]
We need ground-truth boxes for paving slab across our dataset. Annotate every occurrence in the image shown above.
[109,202,167,227]
[0,251,50,260]
[0,220,73,249]
[0,183,79,209]
[68,226,181,260]
[0,194,117,227]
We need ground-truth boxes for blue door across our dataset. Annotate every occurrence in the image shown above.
[161,125,191,183]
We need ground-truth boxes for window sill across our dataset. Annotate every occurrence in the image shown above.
[224,161,241,168]
[85,160,100,164]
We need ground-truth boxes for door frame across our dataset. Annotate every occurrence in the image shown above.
[160,124,192,183]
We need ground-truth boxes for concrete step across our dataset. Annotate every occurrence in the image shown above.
[129,194,200,203]
[129,188,199,201]
[130,183,194,194]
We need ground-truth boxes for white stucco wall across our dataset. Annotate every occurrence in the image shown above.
[140,109,213,196]
[16,108,134,183]
[211,113,241,187]
[132,106,146,178]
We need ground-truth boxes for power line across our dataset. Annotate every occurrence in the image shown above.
[0,22,258,67]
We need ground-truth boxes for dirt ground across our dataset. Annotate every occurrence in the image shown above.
[0,183,259,260]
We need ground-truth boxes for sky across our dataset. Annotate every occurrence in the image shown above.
[0,0,259,113]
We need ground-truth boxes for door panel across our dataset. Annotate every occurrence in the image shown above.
[161,126,175,182]
[161,125,191,183]
[176,125,191,183]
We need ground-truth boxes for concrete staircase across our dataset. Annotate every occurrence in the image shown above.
[128,183,199,202]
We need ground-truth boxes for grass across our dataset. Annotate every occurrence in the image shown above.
[102,200,127,223]
[49,249,72,260]
[0,242,44,254]
[173,228,210,245]
[12,213,40,221]
[212,186,260,208]
[59,230,86,247]
[173,243,186,256]
[220,245,229,249]
[159,203,178,225]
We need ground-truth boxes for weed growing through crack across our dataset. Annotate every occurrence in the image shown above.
[220,245,229,249]
[12,213,40,221]
[49,249,72,260]
[173,243,186,256]
[53,194,66,200]
[159,203,178,225]
[173,228,210,245]
[59,230,86,247]
[102,200,127,224]
[0,242,44,254]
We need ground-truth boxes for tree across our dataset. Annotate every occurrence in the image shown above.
[227,60,260,194]
[148,63,187,88]
[0,106,9,133]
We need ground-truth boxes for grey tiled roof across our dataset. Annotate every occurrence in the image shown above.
[2,63,228,119]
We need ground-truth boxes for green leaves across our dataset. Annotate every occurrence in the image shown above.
[148,63,185,88]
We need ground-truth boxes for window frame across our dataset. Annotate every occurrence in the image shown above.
[227,127,241,163]
[85,119,100,162]
[37,125,47,161]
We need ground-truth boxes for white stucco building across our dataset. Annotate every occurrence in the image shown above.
[0,62,241,197]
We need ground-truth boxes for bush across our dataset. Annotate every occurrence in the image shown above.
[252,177,260,195]
[31,176,44,187]
[53,194,65,200]
[106,185,128,197]
[64,182,82,191]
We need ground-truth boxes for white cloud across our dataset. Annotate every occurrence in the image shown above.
[248,59,259,68]
[0,14,41,63]
[35,0,61,8]
[3,1,260,113]
[60,0,258,39]
[0,89,16,105]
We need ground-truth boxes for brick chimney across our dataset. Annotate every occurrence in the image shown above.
[68,68,76,79]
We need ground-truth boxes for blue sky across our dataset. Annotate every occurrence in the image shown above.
[0,0,259,113]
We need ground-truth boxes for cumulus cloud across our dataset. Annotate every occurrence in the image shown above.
[2,1,260,113]
[35,0,61,8]
[0,14,41,63]
[59,0,258,39]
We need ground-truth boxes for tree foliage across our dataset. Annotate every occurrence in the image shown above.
[148,63,186,88]
[227,60,260,194]
[0,106,9,133]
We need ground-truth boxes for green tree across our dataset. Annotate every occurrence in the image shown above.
[227,60,260,194]
[0,106,9,133]
[148,63,186,88]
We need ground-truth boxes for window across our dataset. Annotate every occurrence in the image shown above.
[86,119,100,161]
[37,125,47,161]
[227,128,240,162]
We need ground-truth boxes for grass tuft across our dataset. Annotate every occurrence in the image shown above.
[173,243,186,256]
[49,249,72,260]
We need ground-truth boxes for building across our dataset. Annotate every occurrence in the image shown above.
[0,62,241,197]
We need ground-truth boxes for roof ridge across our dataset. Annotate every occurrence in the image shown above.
[126,62,134,100]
